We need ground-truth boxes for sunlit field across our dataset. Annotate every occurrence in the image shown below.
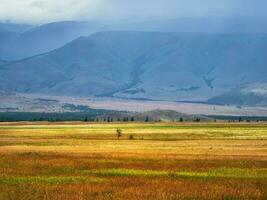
[0,122,267,200]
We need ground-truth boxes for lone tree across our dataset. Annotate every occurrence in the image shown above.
[116,128,122,140]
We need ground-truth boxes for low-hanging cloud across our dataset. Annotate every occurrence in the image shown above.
[0,0,266,25]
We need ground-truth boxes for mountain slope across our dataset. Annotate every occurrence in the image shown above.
[0,60,8,67]
[1,21,101,60]
[0,35,132,96]
[0,29,18,59]
[0,31,267,103]
[208,83,267,106]
[116,33,267,101]
[0,23,34,59]
[0,23,34,33]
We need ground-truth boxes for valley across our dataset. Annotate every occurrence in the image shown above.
[2,92,267,118]
[1,5,267,200]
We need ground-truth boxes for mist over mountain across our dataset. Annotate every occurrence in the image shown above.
[1,0,267,24]
[0,15,266,106]
[0,31,266,104]
[208,83,267,106]
[0,23,34,60]
[1,17,267,60]
[0,22,34,33]
[102,17,267,34]
[1,21,101,60]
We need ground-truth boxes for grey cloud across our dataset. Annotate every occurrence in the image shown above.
[0,0,266,24]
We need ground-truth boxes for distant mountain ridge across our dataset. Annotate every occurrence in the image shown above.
[1,21,102,60]
[1,17,267,60]
[0,22,34,33]
[0,31,267,105]
[102,17,267,34]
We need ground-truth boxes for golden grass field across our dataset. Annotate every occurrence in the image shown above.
[0,122,267,200]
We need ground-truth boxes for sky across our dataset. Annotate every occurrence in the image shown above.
[0,0,266,25]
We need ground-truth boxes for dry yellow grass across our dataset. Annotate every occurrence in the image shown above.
[0,122,267,199]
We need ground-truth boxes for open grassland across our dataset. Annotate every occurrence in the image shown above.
[0,122,267,200]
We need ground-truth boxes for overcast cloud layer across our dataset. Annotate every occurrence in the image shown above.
[0,0,266,24]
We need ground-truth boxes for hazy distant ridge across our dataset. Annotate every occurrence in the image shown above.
[0,31,267,105]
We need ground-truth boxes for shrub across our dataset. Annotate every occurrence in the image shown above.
[116,128,122,139]
[129,134,134,140]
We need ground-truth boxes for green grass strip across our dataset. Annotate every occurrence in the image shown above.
[0,176,103,185]
[83,168,267,179]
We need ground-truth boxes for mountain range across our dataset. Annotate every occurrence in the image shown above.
[0,18,267,106]
[1,31,267,104]
[2,17,267,60]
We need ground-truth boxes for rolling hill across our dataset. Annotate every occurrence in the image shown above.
[0,31,267,104]
[97,109,211,122]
